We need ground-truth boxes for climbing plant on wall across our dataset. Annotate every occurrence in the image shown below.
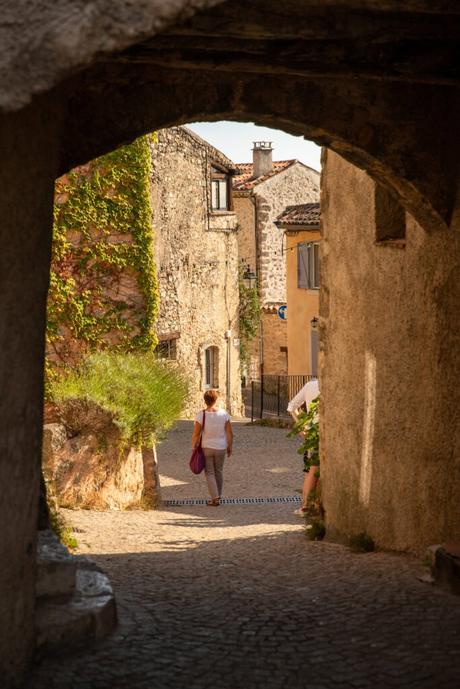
[238,266,261,372]
[47,135,159,386]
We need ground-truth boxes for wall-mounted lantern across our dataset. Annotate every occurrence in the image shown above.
[310,316,319,330]
[242,264,257,289]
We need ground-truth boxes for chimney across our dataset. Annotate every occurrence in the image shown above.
[253,141,273,178]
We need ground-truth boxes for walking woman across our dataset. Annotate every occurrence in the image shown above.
[191,389,233,506]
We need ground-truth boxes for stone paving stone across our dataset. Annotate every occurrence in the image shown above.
[26,421,460,689]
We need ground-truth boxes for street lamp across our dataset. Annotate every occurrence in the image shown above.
[242,264,257,289]
[310,316,319,330]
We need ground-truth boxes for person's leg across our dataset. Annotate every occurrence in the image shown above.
[214,451,226,498]
[204,448,219,502]
[295,467,320,515]
[303,468,319,506]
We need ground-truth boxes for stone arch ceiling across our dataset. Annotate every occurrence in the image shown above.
[3,0,460,232]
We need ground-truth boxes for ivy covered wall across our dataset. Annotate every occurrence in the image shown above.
[47,135,159,379]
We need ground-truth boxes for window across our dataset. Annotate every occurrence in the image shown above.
[374,184,406,242]
[155,333,179,360]
[204,346,219,388]
[211,166,230,211]
[298,241,320,290]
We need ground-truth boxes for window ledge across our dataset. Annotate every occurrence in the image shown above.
[375,239,406,248]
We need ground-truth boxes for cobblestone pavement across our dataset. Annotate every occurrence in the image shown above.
[157,419,303,501]
[28,421,460,689]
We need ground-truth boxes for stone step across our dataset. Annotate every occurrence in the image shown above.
[36,530,77,599]
[427,542,460,595]
[36,565,117,651]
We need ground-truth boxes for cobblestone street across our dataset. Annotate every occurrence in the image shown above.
[28,421,460,689]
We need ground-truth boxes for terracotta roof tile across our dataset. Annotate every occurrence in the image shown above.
[233,160,296,191]
[275,202,320,227]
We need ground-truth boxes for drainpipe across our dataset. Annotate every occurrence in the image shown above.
[252,194,264,380]
[225,328,231,411]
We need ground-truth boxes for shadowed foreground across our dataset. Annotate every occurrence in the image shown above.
[28,423,460,689]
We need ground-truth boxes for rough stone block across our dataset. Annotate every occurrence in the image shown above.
[36,562,117,651]
[36,530,76,600]
[431,543,460,595]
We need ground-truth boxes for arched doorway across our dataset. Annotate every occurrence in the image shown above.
[2,1,460,685]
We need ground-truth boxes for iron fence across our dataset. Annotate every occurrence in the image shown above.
[243,374,316,421]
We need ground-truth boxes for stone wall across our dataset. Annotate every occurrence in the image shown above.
[48,138,155,369]
[0,93,64,688]
[255,164,319,306]
[321,149,460,553]
[151,127,242,416]
[43,402,160,510]
[261,311,288,375]
[233,195,256,274]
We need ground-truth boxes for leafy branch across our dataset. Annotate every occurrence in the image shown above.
[288,396,320,471]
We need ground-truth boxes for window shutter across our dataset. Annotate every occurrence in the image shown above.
[218,180,227,209]
[313,243,320,288]
[211,181,219,210]
[212,347,219,387]
[297,243,309,289]
[205,348,211,387]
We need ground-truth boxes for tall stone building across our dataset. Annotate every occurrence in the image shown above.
[48,127,242,417]
[151,127,242,415]
[233,143,320,378]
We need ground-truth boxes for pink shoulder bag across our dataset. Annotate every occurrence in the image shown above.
[189,411,206,474]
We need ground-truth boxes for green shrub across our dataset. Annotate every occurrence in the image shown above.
[51,351,188,446]
[238,267,260,370]
[248,418,293,429]
[287,396,320,472]
[306,519,326,541]
[48,499,78,550]
[349,532,375,553]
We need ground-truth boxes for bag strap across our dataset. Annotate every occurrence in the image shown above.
[198,410,206,448]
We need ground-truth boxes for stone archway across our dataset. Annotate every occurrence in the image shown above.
[2,1,460,685]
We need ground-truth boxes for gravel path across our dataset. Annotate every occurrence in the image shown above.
[27,421,460,689]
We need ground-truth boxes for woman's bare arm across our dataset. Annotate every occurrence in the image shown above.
[191,421,202,448]
[225,420,233,456]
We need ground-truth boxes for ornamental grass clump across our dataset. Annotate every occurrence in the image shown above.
[51,351,188,446]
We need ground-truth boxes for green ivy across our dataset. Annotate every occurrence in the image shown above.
[238,266,261,370]
[47,135,159,386]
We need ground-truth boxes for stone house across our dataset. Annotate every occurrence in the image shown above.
[233,143,320,379]
[151,127,242,416]
[275,203,321,376]
[47,127,242,417]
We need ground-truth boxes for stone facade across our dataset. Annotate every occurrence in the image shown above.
[261,310,288,375]
[47,143,155,369]
[234,151,320,376]
[321,149,460,553]
[151,127,242,416]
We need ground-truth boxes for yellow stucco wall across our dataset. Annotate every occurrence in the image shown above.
[285,230,320,375]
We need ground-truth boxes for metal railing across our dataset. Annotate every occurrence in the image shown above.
[243,374,316,421]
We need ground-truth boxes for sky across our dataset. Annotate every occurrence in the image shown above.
[187,121,321,170]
